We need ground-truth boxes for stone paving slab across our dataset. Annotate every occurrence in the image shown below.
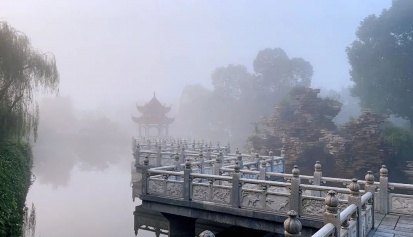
[371,213,413,237]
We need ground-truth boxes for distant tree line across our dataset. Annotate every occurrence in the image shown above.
[174,48,313,149]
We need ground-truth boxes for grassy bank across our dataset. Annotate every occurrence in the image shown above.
[0,142,33,237]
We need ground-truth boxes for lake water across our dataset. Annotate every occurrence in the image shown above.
[26,160,164,237]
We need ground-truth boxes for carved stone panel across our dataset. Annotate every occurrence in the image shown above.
[268,186,289,194]
[204,167,213,175]
[241,191,263,209]
[301,199,324,217]
[212,187,231,204]
[166,182,182,198]
[266,194,289,212]
[161,155,172,166]
[361,213,366,237]
[192,185,210,201]
[366,207,373,232]
[349,223,357,237]
[148,179,165,195]
[391,195,413,214]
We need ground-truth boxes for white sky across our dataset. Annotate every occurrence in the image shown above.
[1,0,391,109]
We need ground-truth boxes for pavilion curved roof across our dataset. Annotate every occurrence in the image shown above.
[133,93,174,125]
[136,94,172,114]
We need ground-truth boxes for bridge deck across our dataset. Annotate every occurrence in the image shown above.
[369,213,413,237]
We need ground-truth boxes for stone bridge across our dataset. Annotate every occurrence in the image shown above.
[131,138,413,237]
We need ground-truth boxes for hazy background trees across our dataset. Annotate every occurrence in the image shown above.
[172,48,313,149]
[347,0,413,129]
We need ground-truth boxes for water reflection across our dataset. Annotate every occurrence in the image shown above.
[26,162,152,237]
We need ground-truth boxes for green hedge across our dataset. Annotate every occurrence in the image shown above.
[383,126,413,162]
[0,142,33,237]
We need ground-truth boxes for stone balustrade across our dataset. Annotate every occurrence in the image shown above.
[133,139,413,236]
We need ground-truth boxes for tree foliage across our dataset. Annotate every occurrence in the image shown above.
[0,21,59,141]
[211,64,252,100]
[253,48,312,95]
[175,48,313,149]
[347,0,413,128]
[0,142,33,237]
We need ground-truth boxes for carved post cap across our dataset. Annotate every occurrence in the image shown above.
[144,155,149,166]
[269,149,273,156]
[185,157,191,170]
[260,159,267,168]
[174,153,180,162]
[234,161,240,173]
[292,165,300,177]
[365,171,375,184]
[325,190,339,213]
[349,178,360,195]
[199,230,215,237]
[284,210,302,235]
[216,154,222,163]
[199,151,203,158]
[314,161,321,172]
[236,148,240,154]
[380,165,388,177]
[136,143,140,149]
[255,153,260,159]
[219,150,223,157]
[237,154,243,161]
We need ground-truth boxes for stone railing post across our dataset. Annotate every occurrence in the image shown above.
[227,142,231,154]
[324,190,340,237]
[365,170,376,228]
[289,165,301,214]
[269,150,274,172]
[174,153,181,172]
[199,151,204,174]
[237,153,243,172]
[183,158,192,201]
[379,165,389,214]
[312,161,322,197]
[284,210,302,237]
[224,146,228,156]
[180,147,186,164]
[232,161,241,208]
[348,178,361,237]
[214,151,223,176]
[141,156,149,195]
[206,146,211,160]
[156,144,162,166]
[260,159,267,180]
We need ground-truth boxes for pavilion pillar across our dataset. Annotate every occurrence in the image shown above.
[145,125,149,137]
[162,213,196,237]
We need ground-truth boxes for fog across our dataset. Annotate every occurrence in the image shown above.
[1,1,392,236]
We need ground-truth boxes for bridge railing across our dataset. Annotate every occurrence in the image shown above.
[132,137,232,156]
[311,190,374,237]
[141,158,378,220]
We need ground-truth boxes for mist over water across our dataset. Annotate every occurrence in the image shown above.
[1,1,398,236]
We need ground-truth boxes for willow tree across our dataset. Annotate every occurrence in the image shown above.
[0,21,59,141]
